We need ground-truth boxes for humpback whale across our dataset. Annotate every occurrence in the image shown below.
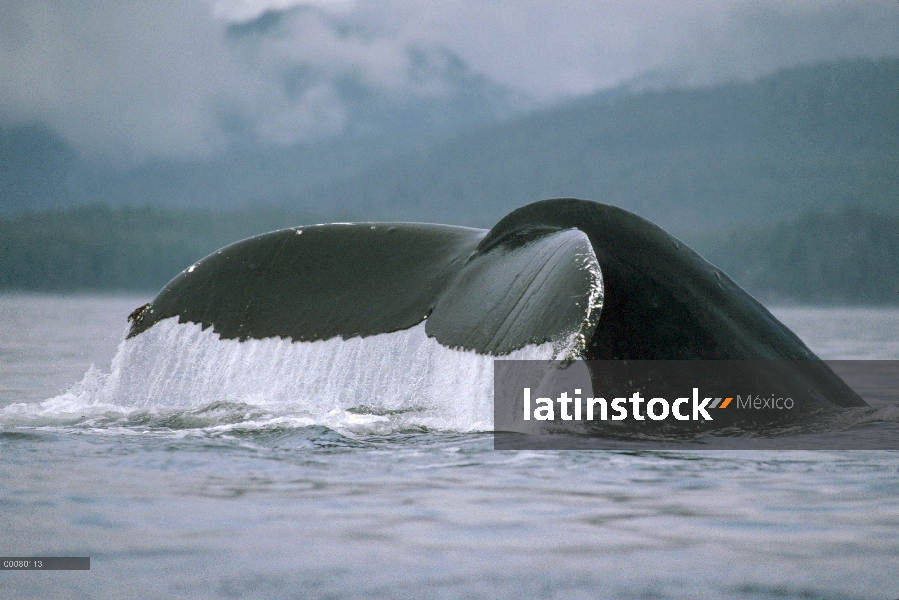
[127,199,866,427]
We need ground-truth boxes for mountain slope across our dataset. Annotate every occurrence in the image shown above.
[301,58,899,236]
[697,206,899,305]
[2,58,896,238]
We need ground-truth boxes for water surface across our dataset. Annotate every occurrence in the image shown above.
[1,294,897,599]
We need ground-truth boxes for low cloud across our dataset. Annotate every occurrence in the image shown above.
[1,0,896,165]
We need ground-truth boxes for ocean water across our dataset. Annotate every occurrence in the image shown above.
[1,294,898,599]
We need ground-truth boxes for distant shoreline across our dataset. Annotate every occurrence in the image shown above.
[3,203,897,305]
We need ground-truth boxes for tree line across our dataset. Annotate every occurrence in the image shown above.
[694,206,899,305]
[0,205,309,292]
[1,203,896,305]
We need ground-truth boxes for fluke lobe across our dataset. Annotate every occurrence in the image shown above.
[127,198,866,416]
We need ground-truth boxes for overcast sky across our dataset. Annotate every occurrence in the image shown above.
[2,0,897,165]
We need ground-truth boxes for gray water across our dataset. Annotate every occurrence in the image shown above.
[1,294,898,599]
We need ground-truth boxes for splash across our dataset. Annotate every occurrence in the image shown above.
[3,318,565,434]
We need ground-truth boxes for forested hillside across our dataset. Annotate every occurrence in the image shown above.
[2,204,895,305]
[0,206,310,292]
[695,207,899,305]
[3,58,897,240]
[304,58,899,236]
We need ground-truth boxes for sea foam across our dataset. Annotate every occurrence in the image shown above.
[16,318,566,433]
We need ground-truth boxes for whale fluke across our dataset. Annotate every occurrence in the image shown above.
[425,227,602,356]
[129,215,605,358]
[128,223,485,342]
[127,198,867,411]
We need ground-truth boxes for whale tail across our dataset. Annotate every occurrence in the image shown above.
[128,215,604,359]
[127,198,866,411]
